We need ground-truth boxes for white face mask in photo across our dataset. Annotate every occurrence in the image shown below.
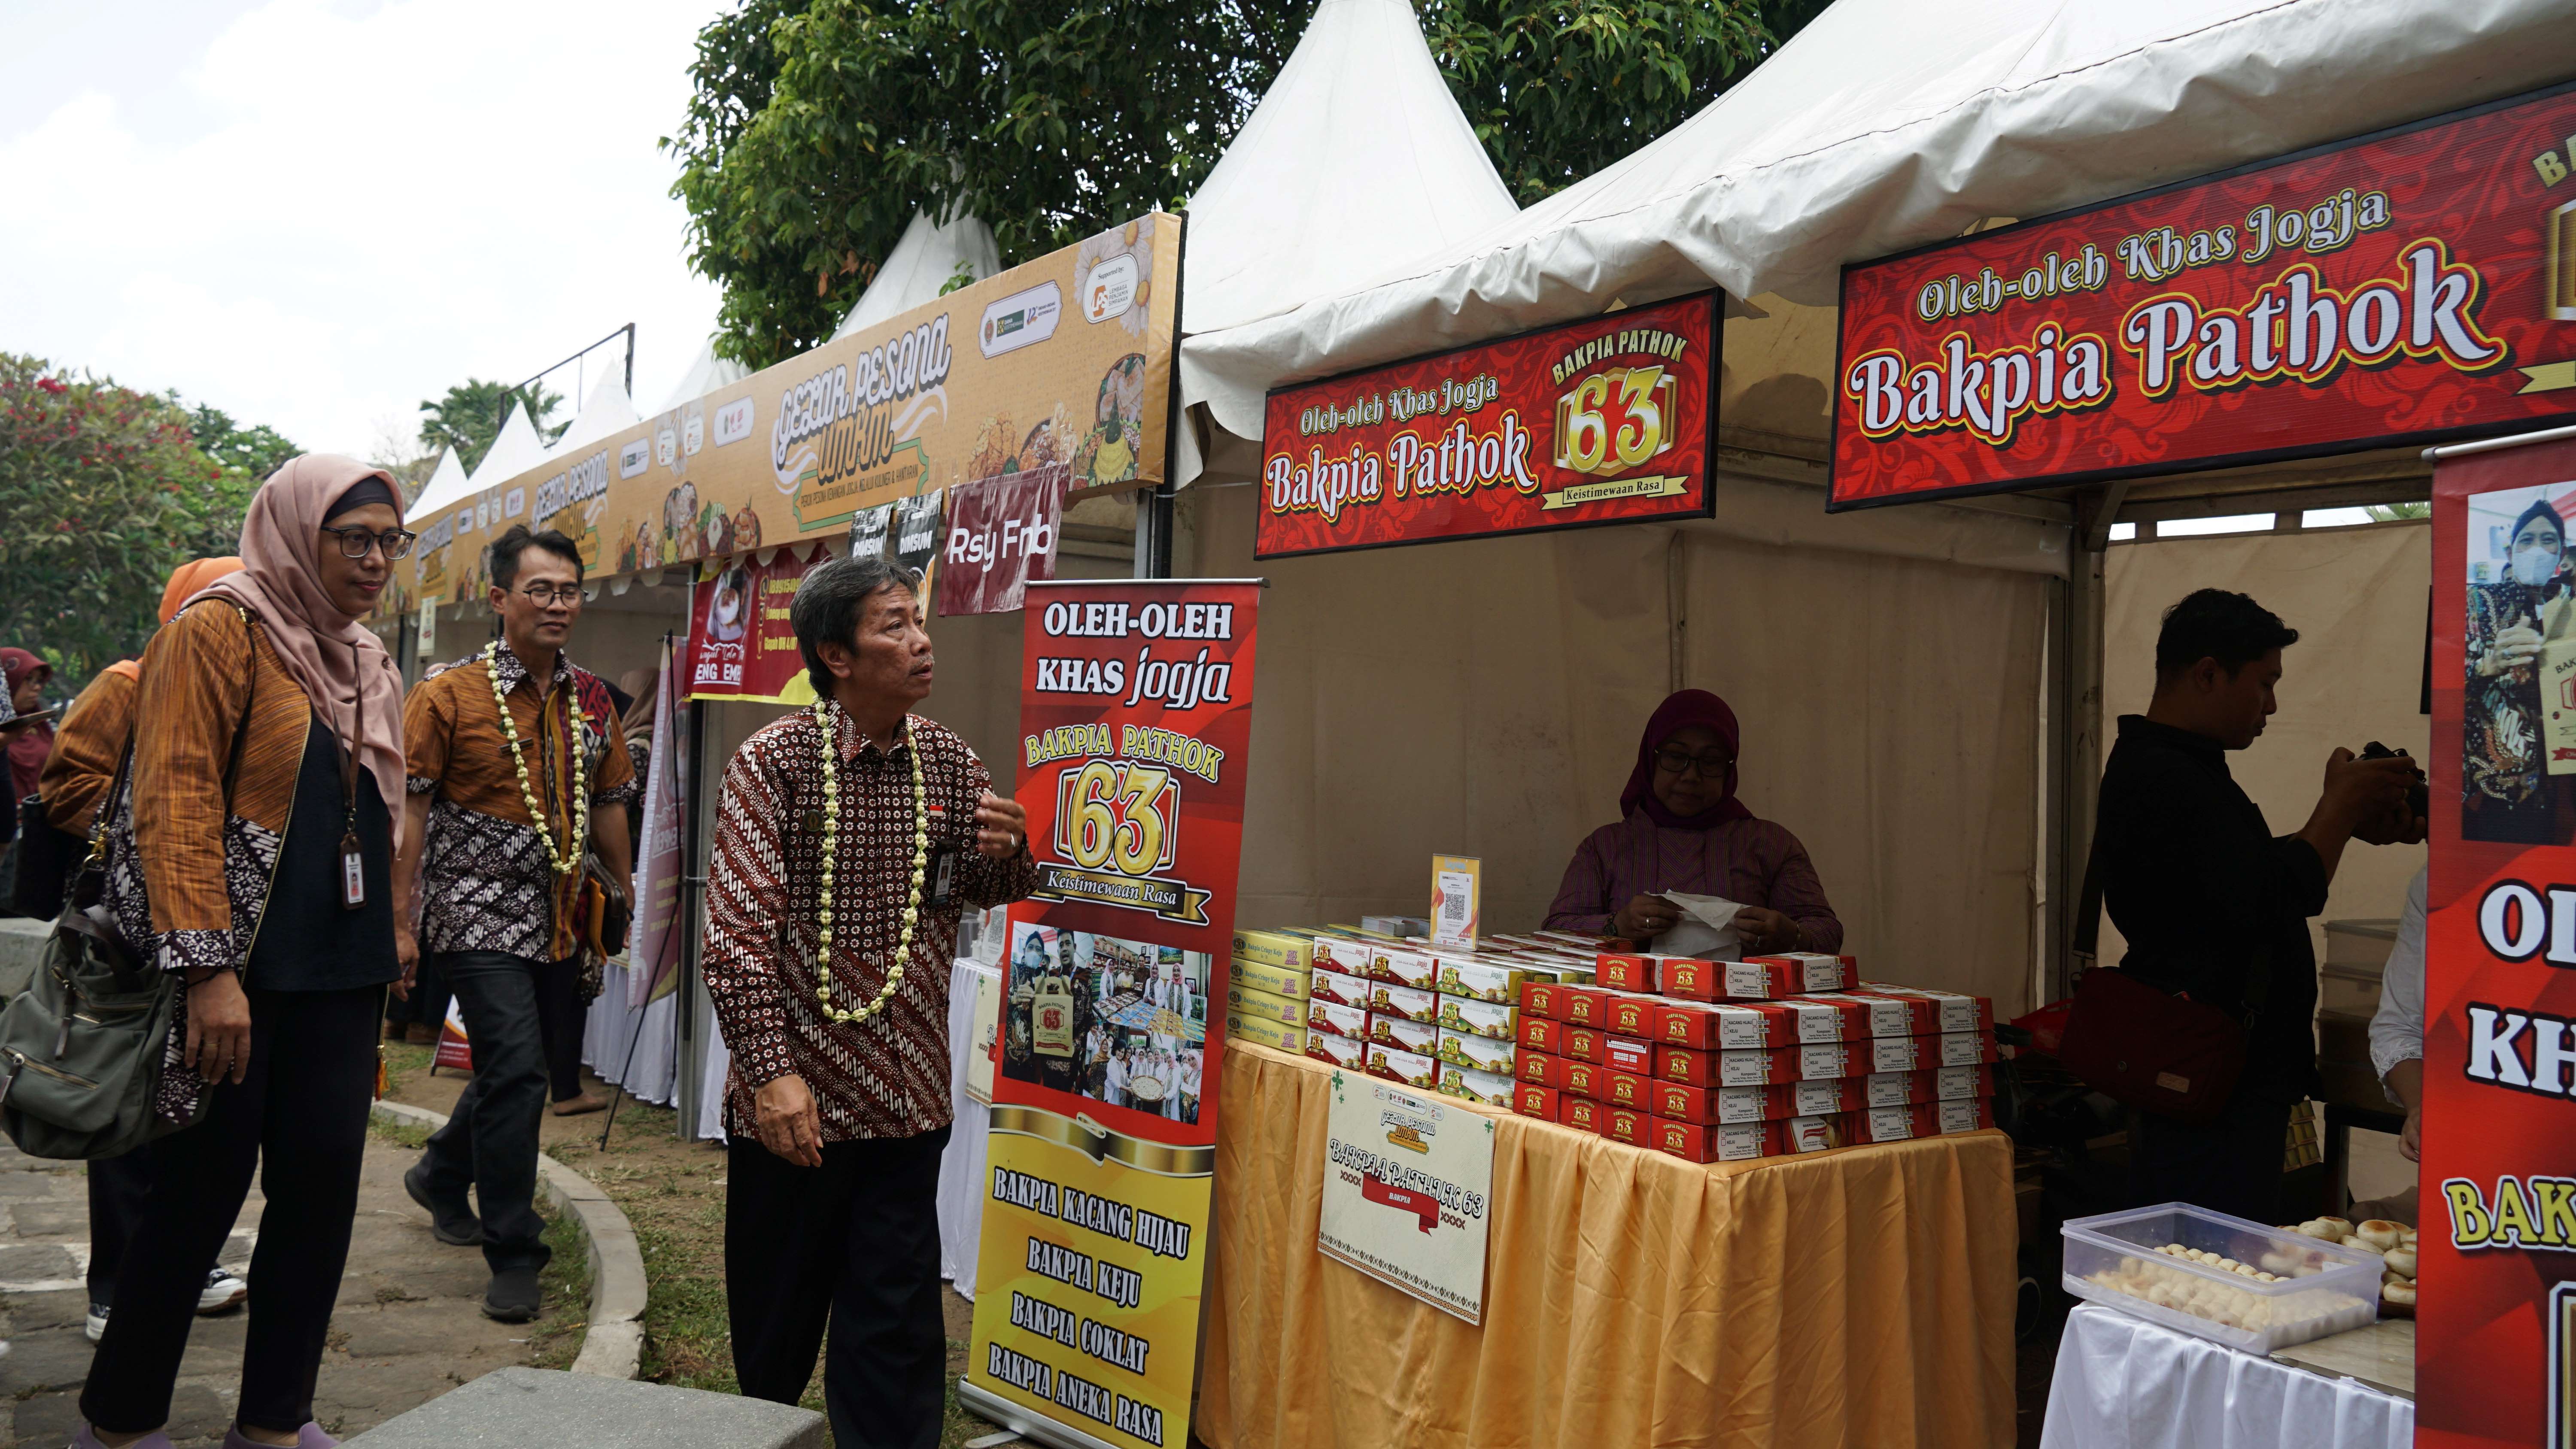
[2512,545,2561,588]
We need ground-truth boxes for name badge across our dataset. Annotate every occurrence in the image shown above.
[340,831,366,910]
[928,845,958,909]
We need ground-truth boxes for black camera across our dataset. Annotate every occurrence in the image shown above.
[2360,740,2431,819]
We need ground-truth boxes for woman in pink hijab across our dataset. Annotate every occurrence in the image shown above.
[79,456,409,1449]
[1544,689,1844,954]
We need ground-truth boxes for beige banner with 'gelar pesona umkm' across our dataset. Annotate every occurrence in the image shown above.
[404,214,1180,604]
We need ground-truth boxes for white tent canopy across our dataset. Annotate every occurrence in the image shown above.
[1182,0,2576,443]
[1172,0,1519,482]
[831,207,1002,342]
[546,370,642,460]
[407,446,465,518]
[654,337,752,414]
[466,402,549,491]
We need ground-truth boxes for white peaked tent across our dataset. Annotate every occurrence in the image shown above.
[654,336,752,414]
[545,371,643,460]
[465,402,549,491]
[1171,0,1519,482]
[831,207,1002,342]
[408,446,466,518]
[1182,0,2576,438]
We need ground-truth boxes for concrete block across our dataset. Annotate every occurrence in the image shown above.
[340,1367,826,1449]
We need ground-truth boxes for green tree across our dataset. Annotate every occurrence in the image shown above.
[180,401,300,564]
[417,378,565,471]
[0,355,226,680]
[668,0,1825,370]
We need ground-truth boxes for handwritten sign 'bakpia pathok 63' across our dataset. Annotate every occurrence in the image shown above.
[1255,292,1716,557]
[1831,81,2576,509]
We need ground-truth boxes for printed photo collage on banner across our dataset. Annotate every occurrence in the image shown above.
[964,581,1261,1449]
[411,212,1179,660]
[2429,427,2576,1449]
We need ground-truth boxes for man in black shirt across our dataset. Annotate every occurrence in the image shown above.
[2094,588,2422,1221]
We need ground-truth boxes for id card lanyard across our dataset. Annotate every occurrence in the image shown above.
[339,649,366,911]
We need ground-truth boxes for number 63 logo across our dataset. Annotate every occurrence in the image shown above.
[1053,760,1179,877]
[1554,365,1676,478]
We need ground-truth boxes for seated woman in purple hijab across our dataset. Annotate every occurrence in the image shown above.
[1544,689,1844,954]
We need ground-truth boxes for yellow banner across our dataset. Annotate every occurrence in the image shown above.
[965,1109,1210,1449]
[405,213,1181,603]
[1538,473,1691,510]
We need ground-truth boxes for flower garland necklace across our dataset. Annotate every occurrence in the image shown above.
[811,697,930,1025]
[485,640,587,876]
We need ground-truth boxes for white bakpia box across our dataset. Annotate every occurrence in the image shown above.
[2061,1203,2380,1354]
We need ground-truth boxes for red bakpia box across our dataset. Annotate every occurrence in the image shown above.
[1519,1016,1563,1053]
[1564,1026,1605,1064]
[1561,1059,1605,1099]
[1514,1082,1562,1122]
[1653,1118,1790,1163]
[1596,952,1660,993]
[1520,979,1575,1020]
[1563,1096,1608,1134]
[1605,1104,1652,1146]
[1600,1068,1652,1111]
[1605,991,1662,1039]
[1517,1052,1564,1088]
[1561,985,1613,1029]
[1851,1098,1996,1143]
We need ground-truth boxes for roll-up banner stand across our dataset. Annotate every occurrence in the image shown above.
[962,578,1263,1449]
[2426,421,2576,1449]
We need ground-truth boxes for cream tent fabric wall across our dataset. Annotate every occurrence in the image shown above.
[2096,525,2430,971]
[1188,481,2050,1015]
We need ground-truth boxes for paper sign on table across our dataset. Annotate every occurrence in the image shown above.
[1318,1072,1495,1325]
[1431,855,1480,948]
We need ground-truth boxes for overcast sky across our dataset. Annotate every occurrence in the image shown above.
[0,0,727,458]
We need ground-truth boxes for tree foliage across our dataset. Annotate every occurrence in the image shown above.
[0,355,232,680]
[670,0,1827,370]
[417,378,565,472]
[180,402,301,564]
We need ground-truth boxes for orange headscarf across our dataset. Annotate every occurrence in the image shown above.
[158,556,244,625]
[194,456,409,808]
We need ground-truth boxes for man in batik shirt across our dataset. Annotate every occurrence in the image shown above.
[705,554,1035,1449]
[396,526,635,1323]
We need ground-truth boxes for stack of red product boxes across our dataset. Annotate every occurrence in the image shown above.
[1512,954,1998,1163]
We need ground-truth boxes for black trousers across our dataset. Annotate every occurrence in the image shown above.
[419,951,553,1273]
[2130,1092,2294,1223]
[533,956,587,1103]
[80,985,381,1434]
[85,1149,154,1303]
[727,1126,951,1449]
[385,952,453,1030]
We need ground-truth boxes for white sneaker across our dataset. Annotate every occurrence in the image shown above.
[85,1301,107,1343]
[197,1268,247,1316]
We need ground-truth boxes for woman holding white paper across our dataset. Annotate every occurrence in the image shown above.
[1543,689,1843,955]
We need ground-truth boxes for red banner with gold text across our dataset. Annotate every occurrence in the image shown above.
[1834,82,2576,509]
[2425,429,2576,1449]
[1256,292,1716,556]
[963,579,1261,1449]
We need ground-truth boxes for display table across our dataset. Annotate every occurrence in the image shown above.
[1197,1043,2017,1449]
[2038,1303,2413,1449]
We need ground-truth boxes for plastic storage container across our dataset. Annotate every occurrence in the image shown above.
[2062,1203,2380,1354]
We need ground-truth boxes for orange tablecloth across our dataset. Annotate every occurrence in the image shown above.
[1198,1043,2017,1449]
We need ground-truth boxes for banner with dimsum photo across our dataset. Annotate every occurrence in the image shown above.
[682,545,828,704]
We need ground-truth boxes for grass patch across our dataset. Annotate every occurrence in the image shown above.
[367,1115,431,1151]
[528,1201,592,1370]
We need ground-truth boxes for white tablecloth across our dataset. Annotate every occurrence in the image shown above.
[937,958,999,1300]
[582,961,680,1106]
[2040,1303,2412,1449]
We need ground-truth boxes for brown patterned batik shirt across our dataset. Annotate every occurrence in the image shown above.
[704,708,1037,1142]
[404,643,637,964]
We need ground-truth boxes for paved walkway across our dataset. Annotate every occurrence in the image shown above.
[0,1133,537,1447]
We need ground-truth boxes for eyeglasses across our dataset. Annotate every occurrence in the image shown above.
[1653,746,1734,778]
[319,524,417,560]
[515,584,585,607]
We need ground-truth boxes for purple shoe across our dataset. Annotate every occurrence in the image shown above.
[219,1426,335,1449]
[73,1426,175,1449]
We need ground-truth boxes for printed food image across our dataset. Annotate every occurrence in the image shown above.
[965,403,1072,484]
[702,503,734,557]
[662,482,698,565]
[1074,353,1149,488]
[732,504,762,551]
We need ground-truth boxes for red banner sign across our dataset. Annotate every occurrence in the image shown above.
[1833,82,2576,509]
[682,546,824,703]
[1256,292,1717,556]
[2427,430,2576,1449]
[965,579,1261,1448]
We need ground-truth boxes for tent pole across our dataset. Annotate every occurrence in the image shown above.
[2052,483,2123,1001]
